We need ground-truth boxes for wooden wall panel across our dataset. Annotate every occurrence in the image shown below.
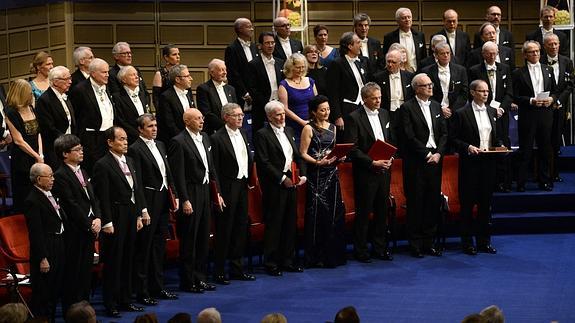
[116,24,156,44]
[131,47,156,67]
[0,60,8,79]
[512,0,540,19]
[512,24,537,44]
[49,2,66,23]
[159,25,204,45]
[0,35,7,55]
[74,25,114,44]
[0,11,6,31]
[51,48,66,66]
[207,26,237,46]
[180,49,225,68]
[190,71,205,89]
[359,2,419,21]
[74,3,155,21]
[254,2,273,22]
[7,6,48,29]
[422,1,506,20]
[10,54,34,76]
[160,3,251,22]
[309,2,354,21]
[141,70,156,88]
[50,26,66,46]
[30,28,49,50]
[9,32,28,54]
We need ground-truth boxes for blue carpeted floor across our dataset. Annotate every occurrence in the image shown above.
[81,233,575,323]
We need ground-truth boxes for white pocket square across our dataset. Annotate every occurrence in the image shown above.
[419,43,424,48]
[406,84,411,88]
[385,122,390,129]
[455,81,461,84]
[208,146,212,151]
[502,75,507,79]
[435,114,441,118]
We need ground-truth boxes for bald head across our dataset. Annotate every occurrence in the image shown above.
[443,9,458,33]
[183,108,204,133]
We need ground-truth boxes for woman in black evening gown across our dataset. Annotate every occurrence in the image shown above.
[299,95,346,268]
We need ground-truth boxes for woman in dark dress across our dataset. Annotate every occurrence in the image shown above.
[5,79,43,212]
[303,45,328,96]
[152,44,180,109]
[299,95,346,268]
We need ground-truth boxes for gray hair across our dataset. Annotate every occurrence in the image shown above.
[116,65,137,84]
[73,46,92,66]
[221,102,242,118]
[543,32,559,44]
[112,41,130,55]
[360,82,381,99]
[386,49,402,61]
[470,79,488,91]
[353,13,371,26]
[339,31,356,56]
[430,34,447,48]
[169,64,188,84]
[264,100,284,116]
[89,58,109,73]
[29,163,49,183]
[273,16,288,27]
[234,18,251,34]
[522,40,541,53]
[411,73,429,88]
[197,307,221,323]
[434,42,451,53]
[283,53,307,78]
[208,59,225,73]
[480,305,504,323]
[395,7,411,20]
[482,41,499,53]
[48,66,70,85]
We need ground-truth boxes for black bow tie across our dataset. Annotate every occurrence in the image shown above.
[549,60,557,66]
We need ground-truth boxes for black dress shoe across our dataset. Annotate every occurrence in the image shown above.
[354,254,372,263]
[137,297,158,306]
[424,247,442,257]
[198,281,216,291]
[478,245,497,254]
[282,264,304,272]
[106,307,121,318]
[153,290,178,300]
[265,267,283,276]
[373,250,393,261]
[119,303,145,312]
[214,275,230,285]
[463,246,478,256]
[553,176,563,182]
[181,284,204,293]
[410,248,424,258]
[539,183,553,191]
[230,273,256,281]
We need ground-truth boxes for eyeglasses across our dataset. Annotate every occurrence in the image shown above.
[228,113,245,119]
[473,89,490,94]
[276,24,291,28]
[178,74,192,79]
[70,146,84,152]
[417,83,434,88]
[39,174,54,179]
[117,51,132,56]
[56,76,72,81]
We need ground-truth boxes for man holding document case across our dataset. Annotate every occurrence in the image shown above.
[345,82,396,263]
[512,40,557,192]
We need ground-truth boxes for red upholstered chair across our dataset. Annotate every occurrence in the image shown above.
[247,163,265,268]
[438,154,462,247]
[389,158,407,248]
[0,214,32,311]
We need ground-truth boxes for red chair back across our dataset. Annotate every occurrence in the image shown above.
[337,162,356,230]
[0,214,30,274]
[441,155,461,219]
[390,158,407,223]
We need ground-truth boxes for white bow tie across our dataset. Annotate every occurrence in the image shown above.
[528,62,541,69]
[365,109,379,116]
[486,65,497,71]
[360,38,368,44]
[390,73,400,80]
[61,93,68,101]
[192,135,203,143]
[474,105,487,112]
[420,101,431,109]
[438,66,449,74]
[179,89,188,96]
[401,31,412,37]
[274,127,284,135]
[239,38,251,47]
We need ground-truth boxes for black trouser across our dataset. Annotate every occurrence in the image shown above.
[30,234,65,321]
[517,108,553,186]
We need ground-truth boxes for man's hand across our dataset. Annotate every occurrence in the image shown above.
[102,225,114,235]
[467,145,481,155]
[182,200,193,215]
[141,211,151,226]
[441,106,452,119]
[335,117,344,130]
[173,198,180,212]
[91,218,101,234]
[282,177,295,188]
[427,153,441,164]
[495,107,504,118]
[217,194,226,212]
[297,176,307,186]
[40,258,50,273]
[372,159,392,170]
[136,217,143,231]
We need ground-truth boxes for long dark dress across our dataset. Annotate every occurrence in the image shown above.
[304,123,346,268]
[6,106,40,213]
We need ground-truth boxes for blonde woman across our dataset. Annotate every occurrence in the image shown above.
[29,51,54,100]
[278,53,318,143]
[389,43,415,72]
[5,79,43,212]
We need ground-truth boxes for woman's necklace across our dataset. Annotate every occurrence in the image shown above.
[293,77,302,85]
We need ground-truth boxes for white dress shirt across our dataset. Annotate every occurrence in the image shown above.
[389,72,404,111]
[400,30,417,71]
[226,125,249,179]
[238,38,253,62]
[212,80,229,106]
[186,128,210,184]
[446,31,456,55]
[278,36,292,58]
[485,63,498,100]
[271,124,293,174]
[363,106,385,141]
[124,86,145,116]
[90,79,114,131]
[547,55,560,85]
[51,87,72,134]
[527,62,544,97]
[438,64,451,107]
[471,101,492,150]
[262,55,279,101]
[345,55,364,104]
[141,136,168,190]
[174,86,191,111]
[37,187,64,234]
[416,97,437,149]
[66,163,94,216]
[360,37,369,58]
[111,152,135,202]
